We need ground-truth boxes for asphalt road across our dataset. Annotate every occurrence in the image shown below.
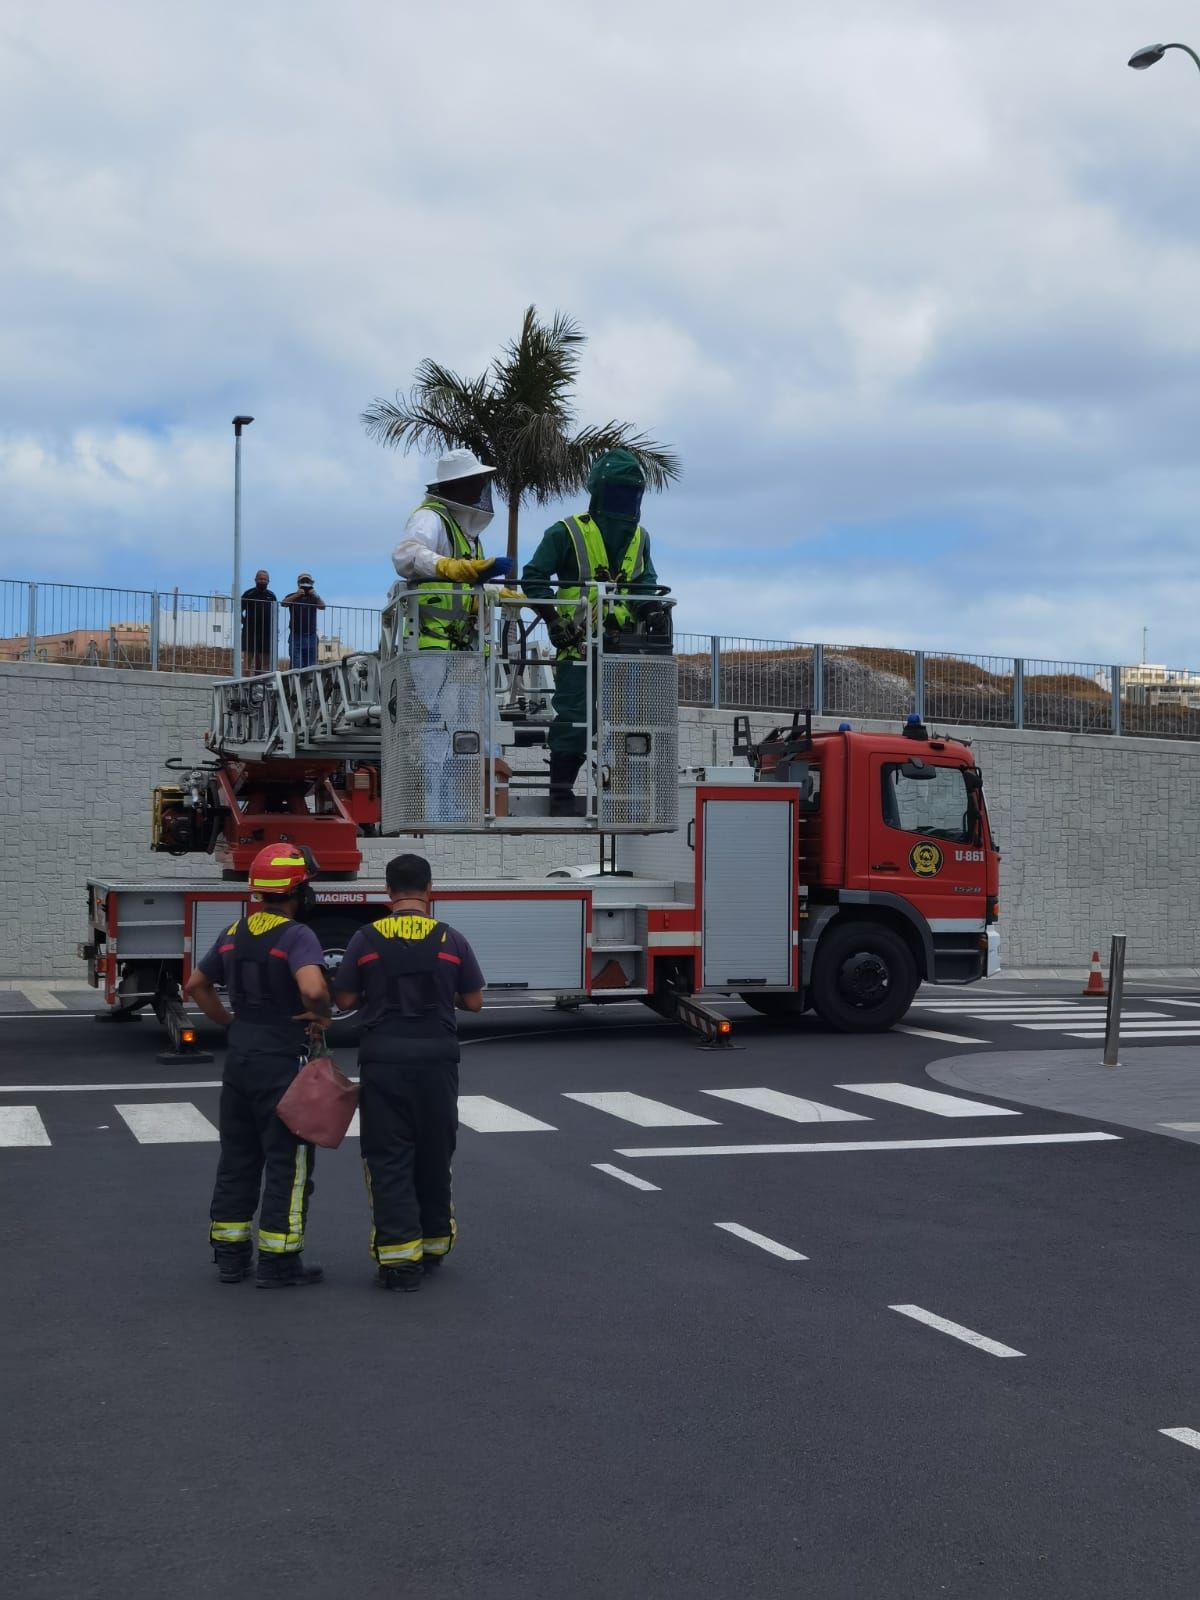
[2,989,1199,1599]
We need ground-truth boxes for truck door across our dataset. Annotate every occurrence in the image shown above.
[699,789,798,990]
[869,756,988,928]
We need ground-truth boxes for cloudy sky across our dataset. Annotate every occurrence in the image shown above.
[3,0,1200,666]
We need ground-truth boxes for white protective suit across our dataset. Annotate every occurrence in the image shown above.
[385,493,499,820]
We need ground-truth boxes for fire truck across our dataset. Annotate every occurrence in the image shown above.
[80,585,1000,1056]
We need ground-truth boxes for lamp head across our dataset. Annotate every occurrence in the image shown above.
[1129,43,1167,70]
[232,414,255,435]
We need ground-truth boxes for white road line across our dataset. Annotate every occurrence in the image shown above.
[592,1163,661,1191]
[943,1009,1124,1020]
[0,1081,224,1093]
[889,1303,1025,1358]
[1159,1122,1200,1132]
[701,1087,870,1123]
[457,1095,556,1133]
[1145,999,1200,1009]
[915,999,1085,1010]
[16,983,67,1012]
[834,1082,1019,1118]
[895,1026,986,1045]
[615,1132,1121,1158]
[563,1091,718,1127]
[1160,1427,1200,1451]
[114,1102,220,1144]
[0,1013,96,1021]
[0,1106,51,1147]
[715,1222,807,1261]
[1065,1028,1200,1041]
[345,1110,360,1138]
[917,1003,1091,1013]
[1016,1014,1169,1029]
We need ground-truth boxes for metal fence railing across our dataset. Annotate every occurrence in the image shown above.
[6,577,1200,743]
[0,580,381,676]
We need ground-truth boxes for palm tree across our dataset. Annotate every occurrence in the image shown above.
[362,306,681,565]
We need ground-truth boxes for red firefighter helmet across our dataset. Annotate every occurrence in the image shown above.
[247,845,314,896]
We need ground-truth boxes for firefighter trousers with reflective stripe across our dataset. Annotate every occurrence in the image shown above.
[358,1057,458,1263]
[209,1021,315,1255]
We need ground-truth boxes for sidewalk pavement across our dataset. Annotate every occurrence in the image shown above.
[0,981,104,1013]
[930,1048,1200,1148]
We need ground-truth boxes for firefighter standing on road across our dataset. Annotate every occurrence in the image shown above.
[333,853,484,1292]
[186,846,332,1288]
[521,449,661,815]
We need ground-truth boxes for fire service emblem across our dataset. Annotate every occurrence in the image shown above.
[908,841,944,877]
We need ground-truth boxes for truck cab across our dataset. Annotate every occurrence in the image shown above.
[737,713,1000,1028]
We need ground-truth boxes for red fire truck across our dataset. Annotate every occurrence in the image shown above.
[82,694,1000,1057]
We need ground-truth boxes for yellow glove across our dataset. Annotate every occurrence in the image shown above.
[434,556,491,584]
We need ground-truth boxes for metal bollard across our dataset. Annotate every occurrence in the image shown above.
[1101,933,1126,1068]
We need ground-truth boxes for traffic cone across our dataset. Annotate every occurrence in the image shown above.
[1082,950,1107,997]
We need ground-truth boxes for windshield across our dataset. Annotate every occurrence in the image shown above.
[882,763,972,842]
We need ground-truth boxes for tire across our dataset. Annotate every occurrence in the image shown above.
[809,921,918,1033]
[738,991,810,1019]
[308,911,369,1043]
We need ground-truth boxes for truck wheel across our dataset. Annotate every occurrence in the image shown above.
[739,991,809,1019]
[310,912,367,1043]
[810,922,917,1033]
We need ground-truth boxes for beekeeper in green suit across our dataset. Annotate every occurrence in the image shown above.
[521,449,660,815]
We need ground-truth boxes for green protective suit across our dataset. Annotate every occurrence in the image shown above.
[521,450,660,756]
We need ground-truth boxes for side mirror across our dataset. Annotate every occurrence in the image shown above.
[900,758,937,780]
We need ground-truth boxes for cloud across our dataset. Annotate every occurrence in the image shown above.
[3,0,1200,668]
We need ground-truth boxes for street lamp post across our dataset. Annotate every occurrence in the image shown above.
[1128,41,1200,75]
[231,415,254,679]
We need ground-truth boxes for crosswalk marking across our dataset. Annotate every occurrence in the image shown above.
[457,1095,556,1133]
[0,1106,51,1147]
[114,1102,220,1144]
[346,1110,360,1138]
[834,1082,1019,1117]
[562,1091,718,1127]
[702,1087,870,1123]
[16,983,67,1012]
[919,1003,1088,1012]
[1014,1014,1168,1029]
[1066,1027,1200,1041]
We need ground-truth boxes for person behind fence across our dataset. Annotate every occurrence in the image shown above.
[521,449,661,815]
[387,449,514,819]
[333,853,484,1292]
[185,845,332,1289]
[281,572,326,669]
[240,569,277,675]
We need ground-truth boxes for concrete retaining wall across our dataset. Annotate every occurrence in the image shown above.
[3,661,1196,977]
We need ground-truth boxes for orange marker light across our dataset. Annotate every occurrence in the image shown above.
[718,1021,732,1036]
[181,1028,196,1046]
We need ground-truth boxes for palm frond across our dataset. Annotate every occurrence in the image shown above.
[568,423,682,490]
[363,304,682,562]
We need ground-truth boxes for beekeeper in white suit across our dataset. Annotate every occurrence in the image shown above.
[385,450,513,820]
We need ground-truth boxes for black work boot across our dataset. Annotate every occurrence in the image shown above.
[378,1264,423,1293]
[421,1254,445,1277]
[548,753,584,817]
[213,1245,253,1284]
[255,1253,324,1288]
